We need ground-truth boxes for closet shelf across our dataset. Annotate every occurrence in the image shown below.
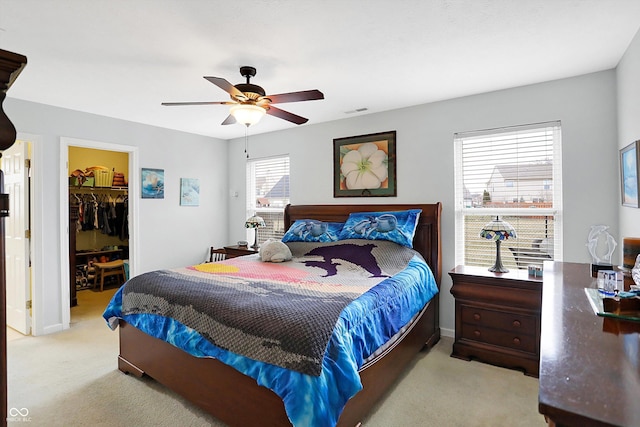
[69,186,128,193]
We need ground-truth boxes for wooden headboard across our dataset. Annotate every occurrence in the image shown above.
[284,203,442,285]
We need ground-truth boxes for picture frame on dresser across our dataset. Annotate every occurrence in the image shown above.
[620,140,639,208]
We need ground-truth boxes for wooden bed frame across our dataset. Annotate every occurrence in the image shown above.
[117,203,442,426]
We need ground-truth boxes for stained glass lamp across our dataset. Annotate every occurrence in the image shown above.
[479,216,517,273]
[245,214,266,249]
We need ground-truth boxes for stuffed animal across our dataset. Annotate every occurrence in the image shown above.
[259,238,292,263]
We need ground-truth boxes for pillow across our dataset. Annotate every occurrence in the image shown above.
[338,209,421,248]
[281,219,344,243]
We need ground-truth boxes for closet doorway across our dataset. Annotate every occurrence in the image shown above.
[69,147,129,310]
[60,138,139,327]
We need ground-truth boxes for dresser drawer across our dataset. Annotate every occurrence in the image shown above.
[461,305,537,334]
[460,323,538,354]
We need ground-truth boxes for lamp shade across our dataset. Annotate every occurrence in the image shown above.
[245,215,266,229]
[246,214,266,250]
[231,104,266,126]
[480,216,516,273]
[479,216,517,241]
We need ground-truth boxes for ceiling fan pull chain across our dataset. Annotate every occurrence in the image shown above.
[244,125,249,159]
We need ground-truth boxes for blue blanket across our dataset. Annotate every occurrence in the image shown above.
[103,241,438,427]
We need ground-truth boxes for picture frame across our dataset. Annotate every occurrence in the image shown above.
[141,168,164,199]
[620,140,640,208]
[180,178,200,206]
[333,130,396,197]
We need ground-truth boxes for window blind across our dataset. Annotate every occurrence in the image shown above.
[246,155,290,244]
[454,121,563,269]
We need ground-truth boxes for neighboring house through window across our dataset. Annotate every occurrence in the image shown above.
[454,121,563,270]
[246,155,290,245]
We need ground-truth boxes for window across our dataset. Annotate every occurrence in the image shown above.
[246,155,290,245]
[454,121,563,270]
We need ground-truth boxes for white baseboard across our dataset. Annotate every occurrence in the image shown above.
[38,323,64,336]
[440,327,454,338]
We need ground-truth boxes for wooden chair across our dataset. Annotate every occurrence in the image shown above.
[93,259,126,291]
[209,247,227,262]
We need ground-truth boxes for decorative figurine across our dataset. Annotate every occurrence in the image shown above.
[586,225,617,276]
[632,254,640,286]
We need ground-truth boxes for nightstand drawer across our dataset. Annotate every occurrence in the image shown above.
[460,323,537,354]
[461,306,537,334]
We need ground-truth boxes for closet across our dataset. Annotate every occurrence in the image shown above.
[68,147,129,306]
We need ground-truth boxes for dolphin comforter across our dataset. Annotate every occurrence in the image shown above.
[103,239,438,426]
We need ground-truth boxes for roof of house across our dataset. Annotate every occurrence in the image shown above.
[265,175,290,198]
[492,163,552,181]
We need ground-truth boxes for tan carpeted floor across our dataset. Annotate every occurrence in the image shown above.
[7,288,546,426]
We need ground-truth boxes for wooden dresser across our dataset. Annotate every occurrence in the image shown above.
[538,262,640,426]
[449,265,542,377]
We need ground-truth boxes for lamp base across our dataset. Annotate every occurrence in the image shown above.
[488,239,509,273]
[251,229,259,250]
[488,264,509,274]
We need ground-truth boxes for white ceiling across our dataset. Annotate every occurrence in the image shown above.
[1,0,640,141]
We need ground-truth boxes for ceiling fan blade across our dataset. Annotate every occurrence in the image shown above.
[265,89,324,104]
[221,114,237,125]
[266,106,308,125]
[161,101,235,106]
[204,76,247,101]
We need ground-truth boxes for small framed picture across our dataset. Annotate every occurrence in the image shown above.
[141,168,164,199]
[333,130,396,197]
[180,178,200,206]
[620,140,639,208]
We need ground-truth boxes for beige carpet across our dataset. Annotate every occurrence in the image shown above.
[7,289,546,426]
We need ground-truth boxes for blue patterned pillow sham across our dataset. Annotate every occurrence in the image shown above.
[338,209,421,248]
[281,219,344,243]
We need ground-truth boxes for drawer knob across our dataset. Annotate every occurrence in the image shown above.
[513,337,521,345]
[512,320,521,327]
[473,313,481,321]
[474,330,481,337]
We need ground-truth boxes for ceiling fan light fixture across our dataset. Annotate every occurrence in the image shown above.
[230,104,265,126]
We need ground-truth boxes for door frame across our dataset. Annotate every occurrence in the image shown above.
[59,137,139,329]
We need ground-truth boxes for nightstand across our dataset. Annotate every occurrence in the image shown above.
[449,265,542,377]
[223,245,259,258]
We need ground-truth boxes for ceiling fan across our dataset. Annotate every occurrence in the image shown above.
[162,66,324,126]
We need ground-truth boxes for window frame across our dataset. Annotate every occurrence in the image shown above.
[246,154,290,245]
[454,121,563,270]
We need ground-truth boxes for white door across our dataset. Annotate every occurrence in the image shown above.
[3,139,31,335]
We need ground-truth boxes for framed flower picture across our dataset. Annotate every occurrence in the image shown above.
[620,140,640,208]
[333,130,396,197]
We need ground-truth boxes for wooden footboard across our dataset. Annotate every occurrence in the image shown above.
[118,296,439,427]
